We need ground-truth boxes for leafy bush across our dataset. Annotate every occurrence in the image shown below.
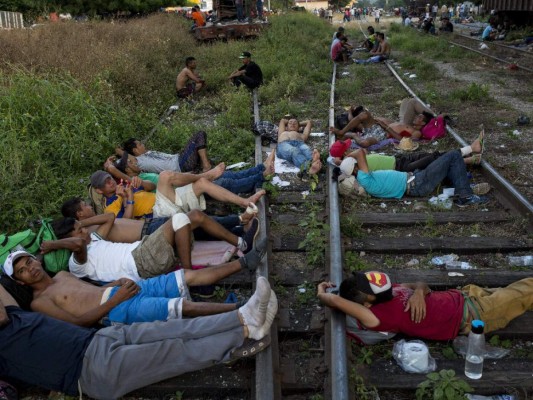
[450,83,489,102]
[416,369,472,400]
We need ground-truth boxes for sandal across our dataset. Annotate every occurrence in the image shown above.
[469,154,482,166]
[477,127,485,154]
[229,335,271,361]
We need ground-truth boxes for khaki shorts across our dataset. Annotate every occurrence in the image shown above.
[132,225,177,278]
[153,183,206,218]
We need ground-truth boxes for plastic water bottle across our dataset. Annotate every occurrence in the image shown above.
[507,255,533,267]
[465,320,485,379]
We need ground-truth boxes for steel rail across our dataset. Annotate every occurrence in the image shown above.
[385,61,533,227]
[448,40,533,72]
[454,32,533,58]
[328,62,349,400]
[253,89,278,400]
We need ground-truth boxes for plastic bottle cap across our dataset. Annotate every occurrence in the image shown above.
[471,319,485,334]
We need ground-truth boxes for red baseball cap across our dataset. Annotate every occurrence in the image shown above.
[330,139,352,157]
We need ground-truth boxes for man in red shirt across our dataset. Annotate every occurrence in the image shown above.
[317,271,533,342]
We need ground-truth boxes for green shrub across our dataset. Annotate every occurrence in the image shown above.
[450,83,490,102]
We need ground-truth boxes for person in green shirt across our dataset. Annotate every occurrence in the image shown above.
[329,137,483,172]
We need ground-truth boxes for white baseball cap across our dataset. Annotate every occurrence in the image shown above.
[340,157,357,176]
[3,250,35,279]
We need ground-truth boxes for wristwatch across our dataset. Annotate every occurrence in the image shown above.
[126,200,135,205]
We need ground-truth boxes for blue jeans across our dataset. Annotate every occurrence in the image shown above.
[409,150,472,197]
[195,214,244,240]
[236,3,244,20]
[214,164,265,194]
[277,140,312,170]
[256,0,263,18]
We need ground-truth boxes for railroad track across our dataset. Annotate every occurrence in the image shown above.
[333,53,533,398]
[131,31,533,399]
[447,33,533,72]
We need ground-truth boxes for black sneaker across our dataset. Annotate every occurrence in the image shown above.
[455,195,489,207]
[242,218,259,254]
[190,285,216,299]
[239,237,267,271]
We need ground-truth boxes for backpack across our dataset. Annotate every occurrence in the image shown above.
[421,115,446,140]
[36,219,71,274]
[0,230,39,267]
[252,121,278,144]
[0,220,70,275]
[335,112,350,130]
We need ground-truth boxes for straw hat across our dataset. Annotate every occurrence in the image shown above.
[394,137,419,151]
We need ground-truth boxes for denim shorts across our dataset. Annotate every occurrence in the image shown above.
[142,217,170,237]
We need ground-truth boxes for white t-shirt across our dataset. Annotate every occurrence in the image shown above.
[137,150,181,173]
[69,233,141,282]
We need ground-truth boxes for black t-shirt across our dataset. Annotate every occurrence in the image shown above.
[0,307,95,395]
[238,61,263,85]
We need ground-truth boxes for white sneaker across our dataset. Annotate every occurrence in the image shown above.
[239,277,270,328]
[248,290,278,340]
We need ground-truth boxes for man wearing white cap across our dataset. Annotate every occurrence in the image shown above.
[2,249,272,327]
[334,148,489,207]
[0,276,277,399]
[317,272,533,341]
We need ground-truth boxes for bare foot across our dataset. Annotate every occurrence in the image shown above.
[203,163,226,181]
[201,162,212,173]
[312,149,321,163]
[470,138,481,154]
[239,212,254,225]
[263,150,276,176]
[245,190,266,208]
[243,215,260,232]
[309,160,322,175]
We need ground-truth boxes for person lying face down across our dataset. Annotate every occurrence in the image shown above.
[0,276,277,399]
[317,271,533,341]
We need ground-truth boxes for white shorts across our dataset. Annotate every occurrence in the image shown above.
[153,183,206,218]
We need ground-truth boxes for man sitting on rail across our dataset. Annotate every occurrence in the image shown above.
[0,277,277,398]
[354,32,391,64]
[317,271,533,342]
[333,147,489,207]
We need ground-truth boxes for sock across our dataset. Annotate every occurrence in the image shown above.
[460,145,472,157]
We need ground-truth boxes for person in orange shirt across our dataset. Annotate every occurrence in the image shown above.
[191,6,205,30]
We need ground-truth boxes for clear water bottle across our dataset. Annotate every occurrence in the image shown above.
[465,320,485,379]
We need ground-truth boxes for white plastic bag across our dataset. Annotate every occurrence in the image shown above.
[392,340,437,373]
